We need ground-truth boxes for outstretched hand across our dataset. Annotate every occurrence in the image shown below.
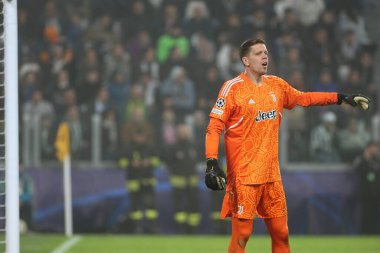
[338,94,371,110]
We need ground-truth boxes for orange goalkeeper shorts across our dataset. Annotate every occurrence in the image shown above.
[220,181,287,219]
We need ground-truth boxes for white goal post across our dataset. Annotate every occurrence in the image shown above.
[3,0,19,252]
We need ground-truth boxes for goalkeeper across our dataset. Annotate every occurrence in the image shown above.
[205,38,370,253]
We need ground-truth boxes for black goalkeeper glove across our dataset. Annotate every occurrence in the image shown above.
[205,158,227,191]
[337,94,370,111]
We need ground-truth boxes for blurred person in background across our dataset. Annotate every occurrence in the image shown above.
[75,69,102,111]
[312,69,340,92]
[278,47,305,79]
[19,164,34,233]
[133,47,160,82]
[103,42,131,83]
[189,32,216,82]
[91,87,110,116]
[66,105,89,160]
[127,30,153,68]
[338,117,371,163]
[101,108,119,161]
[160,66,195,120]
[156,25,190,64]
[196,66,224,113]
[20,70,40,103]
[106,70,130,119]
[118,127,160,234]
[353,141,380,234]
[23,89,54,122]
[310,111,340,163]
[164,123,200,234]
[183,0,216,38]
[121,106,154,150]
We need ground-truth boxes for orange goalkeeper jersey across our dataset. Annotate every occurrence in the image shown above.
[205,73,337,185]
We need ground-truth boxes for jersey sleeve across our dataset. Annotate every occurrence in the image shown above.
[281,78,338,109]
[205,117,224,159]
[209,81,236,123]
[205,80,236,159]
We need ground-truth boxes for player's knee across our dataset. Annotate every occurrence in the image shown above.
[238,235,250,248]
[274,225,289,245]
[237,226,252,247]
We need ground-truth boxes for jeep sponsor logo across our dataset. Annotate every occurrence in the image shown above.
[255,110,277,122]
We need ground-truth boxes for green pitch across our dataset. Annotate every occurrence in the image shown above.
[21,234,380,253]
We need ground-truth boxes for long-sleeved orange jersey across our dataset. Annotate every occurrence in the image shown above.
[205,73,338,185]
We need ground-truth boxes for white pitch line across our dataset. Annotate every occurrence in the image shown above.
[51,236,82,253]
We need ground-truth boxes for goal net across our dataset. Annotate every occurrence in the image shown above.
[1,0,19,252]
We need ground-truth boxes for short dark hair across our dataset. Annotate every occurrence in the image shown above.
[239,38,266,61]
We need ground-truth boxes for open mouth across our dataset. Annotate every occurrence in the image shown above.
[262,62,268,67]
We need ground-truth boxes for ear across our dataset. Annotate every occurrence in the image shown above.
[242,57,249,67]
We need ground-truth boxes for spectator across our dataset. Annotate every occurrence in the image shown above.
[216,12,243,46]
[65,105,89,160]
[159,108,177,147]
[76,69,102,110]
[313,69,340,92]
[310,111,340,163]
[292,0,325,27]
[124,84,147,123]
[274,7,304,38]
[164,123,200,234]
[156,25,190,63]
[91,87,110,116]
[76,48,101,86]
[122,0,155,40]
[20,71,40,103]
[189,32,216,81]
[19,164,34,232]
[160,46,190,81]
[158,4,180,35]
[353,142,380,234]
[196,65,223,112]
[118,126,159,233]
[23,90,55,122]
[106,70,130,118]
[160,66,196,118]
[355,51,375,86]
[183,1,216,38]
[216,45,243,80]
[338,118,371,162]
[342,69,364,94]
[242,9,270,39]
[101,109,119,161]
[338,8,371,46]
[42,1,64,45]
[121,106,154,149]
[313,9,337,39]
[306,27,336,77]
[86,14,121,51]
[127,30,153,67]
[278,47,305,79]
[135,47,160,82]
[103,42,131,83]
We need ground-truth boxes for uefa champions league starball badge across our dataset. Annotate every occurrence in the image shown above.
[216,98,226,108]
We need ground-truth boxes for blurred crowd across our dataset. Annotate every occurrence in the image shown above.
[19,0,378,165]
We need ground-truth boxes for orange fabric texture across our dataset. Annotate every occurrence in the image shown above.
[221,181,287,219]
[206,73,338,186]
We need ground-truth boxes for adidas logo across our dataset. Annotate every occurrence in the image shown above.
[249,98,255,105]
